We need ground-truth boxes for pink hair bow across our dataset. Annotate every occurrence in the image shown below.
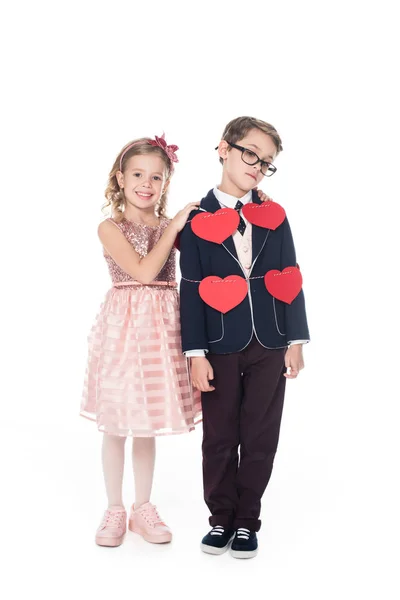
[148,133,179,164]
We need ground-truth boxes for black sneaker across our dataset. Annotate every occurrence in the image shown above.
[200,525,235,555]
[230,528,258,559]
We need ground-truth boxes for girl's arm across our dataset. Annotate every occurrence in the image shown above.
[98,202,199,285]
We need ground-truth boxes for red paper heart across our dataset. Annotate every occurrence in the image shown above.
[199,275,248,314]
[242,201,286,230]
[191,208,239,244]
[264,266,302,304]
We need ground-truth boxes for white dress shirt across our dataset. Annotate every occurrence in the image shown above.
[185,186,307,357]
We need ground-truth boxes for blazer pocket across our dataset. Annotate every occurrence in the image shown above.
[206,308,225,344]
[272,297,286,336]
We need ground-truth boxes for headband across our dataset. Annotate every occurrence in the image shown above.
[119,133,179,172]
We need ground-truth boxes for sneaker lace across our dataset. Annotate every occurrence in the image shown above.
[141,504,163,526]
[210,525,225,536]
[236,528,250,540]
[103,510,125,528]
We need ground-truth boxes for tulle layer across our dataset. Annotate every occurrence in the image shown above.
[81,286,201,437]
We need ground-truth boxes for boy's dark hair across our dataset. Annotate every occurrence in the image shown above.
[219,116,283,165]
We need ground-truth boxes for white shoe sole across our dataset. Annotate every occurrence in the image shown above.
[230,548,258,559]
[200,535,235,555]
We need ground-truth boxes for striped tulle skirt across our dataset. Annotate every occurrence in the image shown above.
[80,283,201,437]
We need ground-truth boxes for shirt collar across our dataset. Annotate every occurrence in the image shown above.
[213,186,252,209]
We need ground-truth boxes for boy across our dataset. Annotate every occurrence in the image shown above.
[179,116,310,559]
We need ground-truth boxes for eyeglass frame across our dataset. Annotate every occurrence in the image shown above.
[215,140,277,177]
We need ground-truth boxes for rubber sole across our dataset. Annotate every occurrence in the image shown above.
[230,548,258,559]
[200,534,235,555]
[95,534,125,547]
[128,519,172,544]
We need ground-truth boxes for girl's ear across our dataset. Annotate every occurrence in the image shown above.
[116,170,124,189]
[162,178,171,194]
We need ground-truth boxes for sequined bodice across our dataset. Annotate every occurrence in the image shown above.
[104,217,176,283]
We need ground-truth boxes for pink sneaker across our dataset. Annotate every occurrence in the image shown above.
[128,502,172,544]
[95,507,127,547]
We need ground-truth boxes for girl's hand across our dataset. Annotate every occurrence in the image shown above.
[255,187,273,203]
[171,202,200,232]
[284,344,305,379]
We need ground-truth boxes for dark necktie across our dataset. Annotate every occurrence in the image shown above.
[234,200,246,236]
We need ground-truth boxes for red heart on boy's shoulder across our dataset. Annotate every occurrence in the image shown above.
[191,208,239,244]
[242,201,286,230]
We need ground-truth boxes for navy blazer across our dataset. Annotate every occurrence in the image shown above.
[179,189,310,354]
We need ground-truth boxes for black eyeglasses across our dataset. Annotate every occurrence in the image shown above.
[217,141,277,177]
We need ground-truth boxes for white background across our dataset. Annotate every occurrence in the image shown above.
[1,0,399,598]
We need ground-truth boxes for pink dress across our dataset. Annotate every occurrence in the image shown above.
[81,217,201,437]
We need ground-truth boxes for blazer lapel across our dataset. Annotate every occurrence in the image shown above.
[222,235,238,261]
[200,189,222,214]
[250,191,270,272]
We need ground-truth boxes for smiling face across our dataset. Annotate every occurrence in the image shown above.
[218,128,278,197]
[116,153,169,214]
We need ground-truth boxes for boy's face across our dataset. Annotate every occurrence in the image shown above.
[218,128,278,194]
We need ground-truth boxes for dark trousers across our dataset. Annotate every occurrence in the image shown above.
[201,337,287,532]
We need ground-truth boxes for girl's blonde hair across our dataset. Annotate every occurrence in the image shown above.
[103,138,173,222]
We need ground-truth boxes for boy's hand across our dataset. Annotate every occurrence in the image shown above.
[191,357,215,392]
[284,345,305,379]
[255,187,273,203]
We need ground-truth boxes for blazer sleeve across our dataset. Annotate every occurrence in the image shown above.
[280,217,310,343]
[179,216,209,353]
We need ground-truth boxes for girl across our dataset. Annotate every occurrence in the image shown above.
[80,134,201,547]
